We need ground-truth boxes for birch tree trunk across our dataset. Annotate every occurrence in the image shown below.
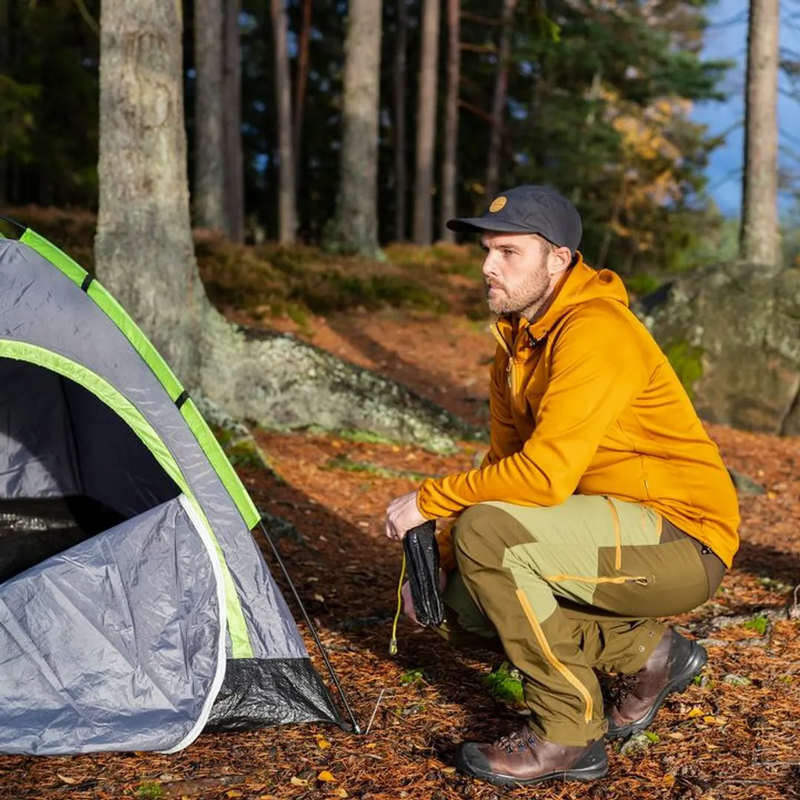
[393,0,408,241]
[440,0,460,241]
[328,0,383,257]
[412,0,440,246]
[223,0,244,243]
[193,0,226,232]
[485,0,517,202]
[271,0,296,244]
[95,0,474,451]
[740,0,780,267]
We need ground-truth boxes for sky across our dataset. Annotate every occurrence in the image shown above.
[690,0,800,217]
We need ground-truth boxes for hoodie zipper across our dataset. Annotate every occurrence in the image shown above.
[490,323,517,395]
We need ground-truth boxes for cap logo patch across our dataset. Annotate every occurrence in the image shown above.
[489,196,507,213]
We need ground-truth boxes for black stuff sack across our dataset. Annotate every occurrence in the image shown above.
[403,520,445,627]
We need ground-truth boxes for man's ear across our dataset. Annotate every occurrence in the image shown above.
[549,246,573,273]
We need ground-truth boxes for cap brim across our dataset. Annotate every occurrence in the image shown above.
[445,217,537,234]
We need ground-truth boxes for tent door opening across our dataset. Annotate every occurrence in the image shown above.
[0,358,182,584]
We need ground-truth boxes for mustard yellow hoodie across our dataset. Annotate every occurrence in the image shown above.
[418,256,740,569]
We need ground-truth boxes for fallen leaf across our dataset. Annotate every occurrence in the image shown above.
[56,774,80,785]
[365,742,377,749]
[441,767,456,774]
[316,734,332,749]
[226,792,243,798]
[688,708,704,718]
[333,789,349,798]
[317,770,336,782]
[290,776,308,786]
[703,715,717,724]
[664,775,676,787]
[313,593,326,603]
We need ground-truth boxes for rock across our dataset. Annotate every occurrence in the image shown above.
[727,467,766,495]
[619,731,659,756]
[202,317,486,454]
[633,263,800,435]
[722,674,752,686]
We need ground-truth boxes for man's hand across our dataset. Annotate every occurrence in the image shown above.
[385,490,427,541]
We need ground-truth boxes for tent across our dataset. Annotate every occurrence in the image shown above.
[0,227,344,755]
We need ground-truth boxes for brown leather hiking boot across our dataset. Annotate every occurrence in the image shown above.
[606,628,707,740]
[454,725,608,786]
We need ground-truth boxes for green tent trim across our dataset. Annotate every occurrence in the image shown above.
[19,228,260,531]
[0,339,254,660]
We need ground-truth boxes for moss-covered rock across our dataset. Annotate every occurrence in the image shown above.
[633,262,800,435]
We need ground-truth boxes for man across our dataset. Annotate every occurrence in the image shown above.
[385,185,739,787]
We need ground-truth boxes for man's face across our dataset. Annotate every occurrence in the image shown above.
[480,232,557,318]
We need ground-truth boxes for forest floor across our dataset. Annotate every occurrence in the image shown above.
[1,305,799,800]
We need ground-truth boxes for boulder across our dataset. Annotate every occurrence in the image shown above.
[633,263,800,436]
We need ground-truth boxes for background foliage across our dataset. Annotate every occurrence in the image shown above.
[3,0,796,278]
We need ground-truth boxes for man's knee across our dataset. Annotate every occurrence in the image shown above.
[454,503,532,568]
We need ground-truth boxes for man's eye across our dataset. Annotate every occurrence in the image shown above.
[502,249,514,256]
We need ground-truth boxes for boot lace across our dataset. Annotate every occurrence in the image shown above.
[495,727,538,755]
[599,671,639,709]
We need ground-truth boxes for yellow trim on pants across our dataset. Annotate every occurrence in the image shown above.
[515,589,594,724]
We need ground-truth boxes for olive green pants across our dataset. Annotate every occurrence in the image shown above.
[436,496,723,746]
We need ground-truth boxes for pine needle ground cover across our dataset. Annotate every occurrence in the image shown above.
[0,295,798,800]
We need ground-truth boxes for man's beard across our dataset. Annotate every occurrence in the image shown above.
[486,269,550,318]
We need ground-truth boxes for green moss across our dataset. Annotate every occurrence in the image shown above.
[624,273,661,297]
[665,341,704,398]
[333,428,398,446]
[400,668,425,685]
[743,615,768,636]
[321,454,431,481]
[483,661,524,705]
[134,783,163,800]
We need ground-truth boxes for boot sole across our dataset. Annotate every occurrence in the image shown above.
[454,747,608,787]
[605,642,708,741]
[455,760,608,787]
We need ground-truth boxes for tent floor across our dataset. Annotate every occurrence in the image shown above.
[0,497,126,584]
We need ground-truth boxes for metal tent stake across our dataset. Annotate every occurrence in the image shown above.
[259,519,362,734]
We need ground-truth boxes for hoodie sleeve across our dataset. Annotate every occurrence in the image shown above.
[419,302,649,517]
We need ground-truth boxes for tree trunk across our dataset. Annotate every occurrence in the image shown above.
[271,0,296,244]
[412,0,440,246]
[740,0,779,267]
[193,0,226,232]
[223,0,244,243]
[440,0,460,242]
[95,0,204,383]
[328,0,383,257]
[0,0,11,208]
[485,0,517,202]
[293,0,311,153]
[393,0,408,242]
[96,0,474,452]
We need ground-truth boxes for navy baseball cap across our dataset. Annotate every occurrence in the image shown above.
[446,185,582,251]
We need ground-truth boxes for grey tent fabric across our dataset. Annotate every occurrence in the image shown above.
[0,235,342,754]
[0,497,224,755]
[0,239,309,663]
